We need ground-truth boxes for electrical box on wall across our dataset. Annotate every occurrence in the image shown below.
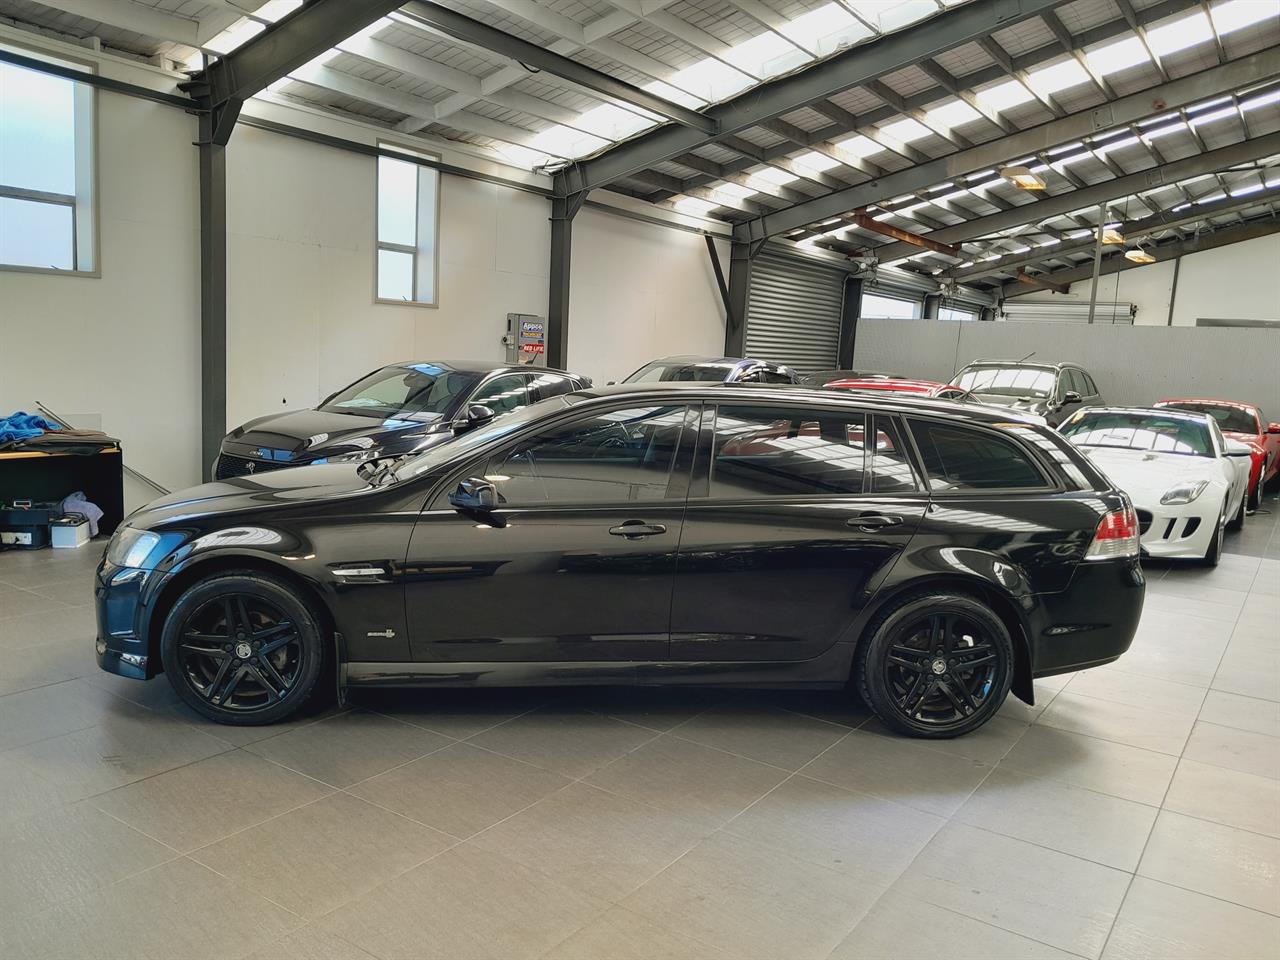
[504,313,547,367]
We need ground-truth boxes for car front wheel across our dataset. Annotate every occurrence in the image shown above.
[856,591,1013,738]
[160,571,325,725]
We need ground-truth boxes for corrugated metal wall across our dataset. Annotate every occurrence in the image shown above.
[745,251,844,373]
[854,319,1280,415]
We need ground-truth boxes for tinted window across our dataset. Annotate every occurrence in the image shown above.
[624,360,735,383]
[470,374,530,416]
[1060,410,1213,457]
[1160,402,1258,435]
[909,419,1047,490]
[486,405,687,504]
[528,373,575,402]
[709,406,869,497]
[321,364,479,421]
[1080,371,1098,396]
[762,369,796,384]
[872,417,919,493]
[1065,369,1086,396]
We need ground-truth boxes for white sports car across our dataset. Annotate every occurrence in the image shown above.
[1059,407,1252,565]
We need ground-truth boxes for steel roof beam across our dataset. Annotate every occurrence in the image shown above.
[730,48,1280,243]
[1000,217,1280,296]
[570,0,1073,192]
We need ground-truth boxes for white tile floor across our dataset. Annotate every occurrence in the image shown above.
[0,490,1277,959]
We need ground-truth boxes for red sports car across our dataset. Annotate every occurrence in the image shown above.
[1154,398,1280,510]
[824,376,970,399]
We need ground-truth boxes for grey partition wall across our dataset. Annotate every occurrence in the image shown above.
[854,319,1280,416]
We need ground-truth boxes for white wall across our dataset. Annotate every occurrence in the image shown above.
[570,207,726,384]
[1013,233,1280,326]
[0,54,200,510]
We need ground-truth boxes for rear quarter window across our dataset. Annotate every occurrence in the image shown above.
[908,418,1048,491]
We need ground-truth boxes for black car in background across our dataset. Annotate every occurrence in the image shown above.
[949,360,1103,427]
[99,384,1143,739]
[214,361,589,479]
[622,355,799,384]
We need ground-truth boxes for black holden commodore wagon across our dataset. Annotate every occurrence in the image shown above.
[95,384,1144,738]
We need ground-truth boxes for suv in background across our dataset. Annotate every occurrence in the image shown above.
[215,361,590,479]
[950,360,1102,427]
[622,355,799,385]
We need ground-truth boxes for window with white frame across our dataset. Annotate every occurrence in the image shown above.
[939,306,977,322]
[376,145,439,305]
[861,293,920,320]
[0,47,96,273]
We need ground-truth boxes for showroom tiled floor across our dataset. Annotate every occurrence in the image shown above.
[0,494,1277,959]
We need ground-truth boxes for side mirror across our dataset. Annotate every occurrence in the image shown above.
[1062,391,1083,404]
[1268,422,1280,435]
[606,380,616,386]
[448,477,502,511]
[452,404,496,434]
[1225,439,1253,457]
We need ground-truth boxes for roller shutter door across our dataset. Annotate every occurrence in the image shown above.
[744,250,844,373]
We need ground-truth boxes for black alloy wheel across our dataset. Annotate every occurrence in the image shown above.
[161,572,324,724]
[858,591,1013,738]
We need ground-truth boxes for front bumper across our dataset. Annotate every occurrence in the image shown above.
[94,560,160,680]
[1031,557,1145,677]
[1134,499,1217,559]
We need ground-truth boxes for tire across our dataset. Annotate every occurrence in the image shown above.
[1247,481,1261,513]
[856,591,1014,739]
[161,571,325,725]
[1227,489,1247,532]
[1199,509,1224,567]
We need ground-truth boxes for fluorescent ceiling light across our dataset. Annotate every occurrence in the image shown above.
[1229,182,1266,197]
[1101,227,1126,244]
[1211,0,1280,35]
[1146,11,1214,57]
[1242,89,1280,111]
[1000,165,1047,190]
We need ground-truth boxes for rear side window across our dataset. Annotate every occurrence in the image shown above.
[709,406,869,497]
[1080,371,1098,396]
[908,419,1047,491]
[871,417,919,493]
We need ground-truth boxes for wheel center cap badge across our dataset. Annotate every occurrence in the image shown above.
[235,642,252,660]
[931,659,947,675]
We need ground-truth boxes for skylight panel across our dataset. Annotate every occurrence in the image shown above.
[832,134,882,157]
[1027,58,1091,97]
[663,60,752,105]
[1085,36,1151,76]
[674,196,717,216]
[926,98,982,130]
[1191,105,1239,126]
[1146,11,1215,57]
[529,126,610,160]
[573,104,654,141]
[205,17,265,54]
[493,143,554,169]
[975,79,1035,112]
[725,31,807,80]
[714,182,758,200]
[1211,0,1280,35]
[848,0,938,34]
[1230,182,1267,197]
[641,79,706,111]
[1096,135,1139,157]
[256,0,303,20]
[879,117,933,142]
[1243,89,1280,111]
[794,150,843,171]
[747,167,799,189]
[787,4,872,55]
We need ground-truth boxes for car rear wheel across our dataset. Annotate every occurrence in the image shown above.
[856,591,1013,739]
[160,572,324,725]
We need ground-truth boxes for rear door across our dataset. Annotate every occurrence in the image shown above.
[669,403,927,662]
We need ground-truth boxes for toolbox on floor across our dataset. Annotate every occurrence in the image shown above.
[0,502,59,550]
[51,514,91,549]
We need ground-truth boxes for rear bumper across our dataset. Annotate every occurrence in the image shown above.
[1030,558,1145,678]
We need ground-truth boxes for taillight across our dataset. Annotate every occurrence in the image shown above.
[1085,504,1140,560]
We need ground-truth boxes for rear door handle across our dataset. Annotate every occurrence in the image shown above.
[847,513,904,531]
[608,521,668,539]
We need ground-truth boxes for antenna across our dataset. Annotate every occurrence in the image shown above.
[1016,350,1037,363]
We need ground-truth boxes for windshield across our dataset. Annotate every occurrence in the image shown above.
[952,365,1057,399]
[394,396,574,482]
[1160,402,1258,435]
[1060,411,1213,457]
[624,360,735,383]
[320,364,480,421]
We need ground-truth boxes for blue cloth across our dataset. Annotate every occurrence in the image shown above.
[0,412,61,444]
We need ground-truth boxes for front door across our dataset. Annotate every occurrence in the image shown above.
[405,402,696,663]
[670,406,926,662]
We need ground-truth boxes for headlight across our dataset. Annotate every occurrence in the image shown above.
[331,448,383,463]
[106,527,162,568]
[1161,480,1209,505]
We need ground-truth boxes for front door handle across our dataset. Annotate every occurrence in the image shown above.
[847,513,904,532]
[608,521,668,539]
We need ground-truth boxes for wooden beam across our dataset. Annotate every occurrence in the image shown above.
[849,212,962,258]
[1016,268,1070,295]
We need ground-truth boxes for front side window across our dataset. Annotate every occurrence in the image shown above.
[709,406,869,498]
[376,146,439,304]
[321,364,479,421]
[1060,411,1213,458]
[487,404,687,505]
[469,374,529,416]
[1,49,95,273]
[952,365,1058,400]
[909,419,1047,491]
